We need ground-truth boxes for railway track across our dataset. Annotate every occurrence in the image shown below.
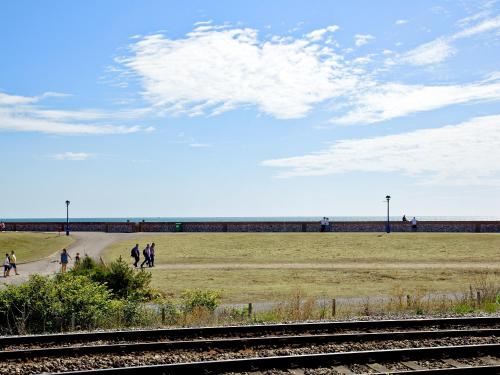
[1,316,498,374]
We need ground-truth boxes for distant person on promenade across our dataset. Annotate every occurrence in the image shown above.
[140,244,151,268]
[402,215,407,222]
[0,222,5,232]
[325,217,331,232]
[130,244,140,267]
[411,217,418,231]
[150,242,156,267]
[60,248,71,273]
[3,253,10,277]
[320,217,326,232]
[9,251,19,275]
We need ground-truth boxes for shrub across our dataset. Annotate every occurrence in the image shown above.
[0,274,112,334]
[181,289,221,313]
[71,256,152,300]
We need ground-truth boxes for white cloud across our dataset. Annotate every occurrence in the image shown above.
[354,34,375,47]
[0,92,153,135]
[262,115,500,185]
[305,25,339,41]
[51,152,92,161]
[400,15,500,65]
[118,25,361,119]
[400,38,456,65]
[395,19,409,25]
[331,75,500,125]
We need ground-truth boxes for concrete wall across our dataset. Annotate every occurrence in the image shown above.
[3,221,500,233]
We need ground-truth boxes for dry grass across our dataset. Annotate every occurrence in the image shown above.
[0,232,74,263]
[104,232,500,264]
[149,267,500,303]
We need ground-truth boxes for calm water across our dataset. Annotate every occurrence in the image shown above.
[2,216,500,222]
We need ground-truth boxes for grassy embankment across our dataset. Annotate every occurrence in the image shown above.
[104,233,500,303]
[0,232,74,263]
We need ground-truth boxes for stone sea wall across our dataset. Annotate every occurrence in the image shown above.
[3,221,500,233]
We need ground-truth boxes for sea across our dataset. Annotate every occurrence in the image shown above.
[1,216,500,222]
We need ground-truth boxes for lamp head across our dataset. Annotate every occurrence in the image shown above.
[65,200,70,206]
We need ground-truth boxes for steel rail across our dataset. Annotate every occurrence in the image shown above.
[1,328,499,360]
[367,366,500,374]
[1,316,498,347]
[47,343,500,374]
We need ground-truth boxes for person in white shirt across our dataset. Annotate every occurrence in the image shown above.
[3,253,10,277]
[325,217,331,232]
[411,217,418,231]
[320,217,326,232]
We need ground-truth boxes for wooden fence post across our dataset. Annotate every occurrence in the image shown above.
[331,299,336,317]
[248,303,253,318]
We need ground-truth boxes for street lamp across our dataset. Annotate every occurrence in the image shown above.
[65,200,70,236]
[385,195,391,233]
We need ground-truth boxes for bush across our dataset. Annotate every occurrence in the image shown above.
[71,256,152,300]
[0,274,112,334]
[181,289,221,313]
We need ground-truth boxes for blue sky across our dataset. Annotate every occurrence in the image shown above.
[1,0,500,218]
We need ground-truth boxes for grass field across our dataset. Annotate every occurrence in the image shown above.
[103,233,500,303]
[0,232,74,263]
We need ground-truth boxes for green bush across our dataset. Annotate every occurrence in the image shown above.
[0,274,112,334]
[71,256,152,300]
[181,289,221,313]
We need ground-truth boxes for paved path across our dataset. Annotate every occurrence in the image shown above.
[150,261,499,270]
[0,232,137,285]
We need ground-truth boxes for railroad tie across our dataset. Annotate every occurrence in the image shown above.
[401,361,427,370]
[366,363,392,373]
[480,356,500,365]
[331,365,355,374]
[442,358,465,368]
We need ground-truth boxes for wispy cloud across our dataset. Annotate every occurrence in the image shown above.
[118,25,360,119]
[331,74,500,125]
[0,92,153,135]
[263,115,500,185]
[189,143,212,148]
[354,34,375,47]
[399,14,500,65]
[50,152,92,161]
[395,19,409,25]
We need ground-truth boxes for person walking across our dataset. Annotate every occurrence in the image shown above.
[150,242,156,267]
[140,244,151,268]
[3,253,10,277]
[9,251,19,275]
[320,217,326,232]
[325,217,331,232]
[130,244,140,267]
[75,252,81,266]
[60,248,71,273]
[402,215,408,222]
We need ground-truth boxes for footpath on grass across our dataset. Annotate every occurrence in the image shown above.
[0,232,138,285]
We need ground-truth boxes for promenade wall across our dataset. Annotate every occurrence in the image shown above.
[3,221,500,233]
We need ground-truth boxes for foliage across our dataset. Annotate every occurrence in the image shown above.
[71,256,152,300]
[0,274,112,334]
[180,289,221,313]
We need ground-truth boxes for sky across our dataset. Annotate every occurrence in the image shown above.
[1,0,500,218]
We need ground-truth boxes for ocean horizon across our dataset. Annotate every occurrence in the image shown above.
[2,216,500,222]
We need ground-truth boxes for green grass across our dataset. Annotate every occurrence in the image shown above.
[104,232,500,264]
[150,267,499,303]
[0,232,74,263]
[103,233,500,303]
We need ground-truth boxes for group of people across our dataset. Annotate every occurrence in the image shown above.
[59,248,81,273]
[402,215,418,230]
[320,217,331,232]
[130,242,156,268]
[3,251,19,277]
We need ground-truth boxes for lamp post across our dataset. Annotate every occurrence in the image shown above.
[65,200,70,236]
[385,195,391,233]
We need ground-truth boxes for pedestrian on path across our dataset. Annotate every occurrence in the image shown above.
[3,253,10,277]
[75,252,81,266]
[9,251,19,275]
[130,244,140,267]
[411,217,418,231]
[150,243,155,267]
[140,244,151,268]
[60,248,71,273]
